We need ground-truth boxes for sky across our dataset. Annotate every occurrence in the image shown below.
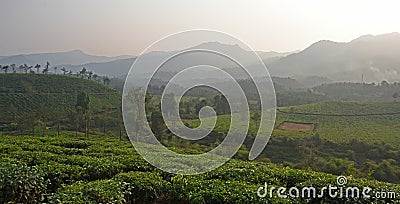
[1,0,400,57]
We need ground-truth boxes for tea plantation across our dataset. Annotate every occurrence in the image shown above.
[0,133,399,203]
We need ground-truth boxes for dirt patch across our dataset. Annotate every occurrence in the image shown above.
[278,122,315,131]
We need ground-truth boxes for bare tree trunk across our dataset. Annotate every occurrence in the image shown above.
[76,120,79,137]
[84,114,89,139]
[42,120,46,136]
[87,116,90,138]
[119,125,122,140]
[57,122,60,137]
[103,121,106,135]
[84,116,87,139]
[44,121,47,136]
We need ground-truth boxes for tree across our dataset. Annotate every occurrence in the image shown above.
[1,65,8,73]
[150,110,166,136]
[213,94,230,115]
[126,88,150,137]
[34,64,41,73]
[195,99,208,115]
[103,76,111,85]
[393,92,399,102]
[53,106,67,137]
[80,67,87,78]
[38,105,49,136]
[252,111,260,122]
[28,66,34,74]
[61,67,67,75]
[76,91,91,138]
[87,71,93,80]
[163,93,176,118]
[53,66,58,74]
[25,112,38,136]
[42,62,50,74]
[10,64,16,73]
[23,64,28,73]
[18,65,24,73]
[93,74,98,82]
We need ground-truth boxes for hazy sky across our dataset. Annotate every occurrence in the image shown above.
[1,0,400,56]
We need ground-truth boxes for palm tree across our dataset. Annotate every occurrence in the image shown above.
[34,64,41,73]
[23,64,29,73]
[61,67,67,75]
[42,61,50,74]
[80,67,87,78]
[18,65,24,73]
[1,65,9,73]
[28,66,33,74]
[10,64,16,73]
[42,67,49,74]
[53,66,58,74]
[68,70,73,76]
[42,62,50,74]
[87,71,93,80]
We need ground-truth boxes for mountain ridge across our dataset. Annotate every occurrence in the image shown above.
[267,32,400,82]
[0,49,133,66]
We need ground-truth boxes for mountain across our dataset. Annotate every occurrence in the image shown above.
[0,50,133,66]
[3,33,400,83]
[267,32,400,82]
[257,51,298,64]
[61,57,136,77]
[59,42,294,78]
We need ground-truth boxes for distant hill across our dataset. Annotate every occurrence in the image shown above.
[267,32,400,82]
[57,42,294,78]
[61,58,136,77]
[2,33,400,83]
[74,33,400,83]
[0,50,133,66]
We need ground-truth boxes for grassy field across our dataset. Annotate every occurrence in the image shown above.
[0,133,399,203]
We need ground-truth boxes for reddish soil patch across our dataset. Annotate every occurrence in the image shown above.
[278,122,314,131]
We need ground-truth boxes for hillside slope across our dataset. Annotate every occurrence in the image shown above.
[0,74,121,123]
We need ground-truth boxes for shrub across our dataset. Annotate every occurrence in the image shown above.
[0,164,48,204]
[113,171,171,203]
